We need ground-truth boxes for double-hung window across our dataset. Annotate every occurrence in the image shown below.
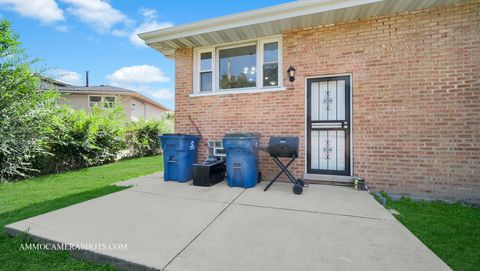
[194,36,282,94]
[262,42,279,87]
[199,51,213,92]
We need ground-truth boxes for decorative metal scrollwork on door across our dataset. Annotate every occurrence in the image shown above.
[309,77,350,175]
[323,90,333,111]
[323,139,332,160]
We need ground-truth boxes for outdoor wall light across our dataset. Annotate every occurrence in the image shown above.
[287,66,296,82]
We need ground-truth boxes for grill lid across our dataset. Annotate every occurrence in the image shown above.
[268,137,299,158]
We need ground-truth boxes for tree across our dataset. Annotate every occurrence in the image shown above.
[0,19,59,181]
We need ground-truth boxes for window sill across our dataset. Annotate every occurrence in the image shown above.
[189,87,287,97]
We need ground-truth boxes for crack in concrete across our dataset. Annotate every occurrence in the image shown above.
[232,202,395,222]
[125,188,242,204]
[162,189,246,271]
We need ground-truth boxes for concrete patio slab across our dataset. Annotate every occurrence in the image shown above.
[6,188,231,270]
[5,174,451,271]
[115,172,164,186]
[166,204,450,271]
[116,177,244,203]
[237,182,394,220]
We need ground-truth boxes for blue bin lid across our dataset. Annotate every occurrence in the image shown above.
[223,132,261,139]
[160,133,200,139]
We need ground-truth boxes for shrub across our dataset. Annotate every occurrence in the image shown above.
[0,18,175,181]
[0,19,60,182]
[124,116,174,158]
[37,106,126,173]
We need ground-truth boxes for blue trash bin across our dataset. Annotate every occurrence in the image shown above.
[159,134,200,182]
[222,133,260,188]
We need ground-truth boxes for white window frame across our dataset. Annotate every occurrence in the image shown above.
[88,95,116,109]
[195,48,215,93]
[88,95,102,108]
[103,96,116,108]
[192,35,283,96]
[259,37,283,89]
[216,41,257,92]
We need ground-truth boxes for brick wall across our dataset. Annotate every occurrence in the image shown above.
[174,1,480,203]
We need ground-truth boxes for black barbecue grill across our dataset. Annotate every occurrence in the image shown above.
[264,136,306,195]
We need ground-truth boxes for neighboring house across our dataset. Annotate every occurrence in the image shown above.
[139,0,480,203]
[40,77,170,121]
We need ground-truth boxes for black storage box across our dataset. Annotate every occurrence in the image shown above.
[268,137,299,158]
[193,160,226,187]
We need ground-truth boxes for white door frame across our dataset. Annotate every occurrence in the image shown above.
[304,74,353,177]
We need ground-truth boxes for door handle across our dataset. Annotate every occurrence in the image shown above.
[343,122,348,129]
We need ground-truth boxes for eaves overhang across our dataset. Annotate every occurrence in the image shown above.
[138,0,466,58]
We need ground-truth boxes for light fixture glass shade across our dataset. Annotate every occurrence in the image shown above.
[287,66,296,82]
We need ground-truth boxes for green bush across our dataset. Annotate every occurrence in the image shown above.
[0,19,60,181]
[0,18,174,182]
[32,107,174,175]
[36,106,126,173]
[124,116,174,158]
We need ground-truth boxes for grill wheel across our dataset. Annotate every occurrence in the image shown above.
[293,184,303,195]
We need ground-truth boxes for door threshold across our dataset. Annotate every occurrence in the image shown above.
[303,173,354,185]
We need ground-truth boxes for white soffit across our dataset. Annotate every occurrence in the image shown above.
[139,0,466,57]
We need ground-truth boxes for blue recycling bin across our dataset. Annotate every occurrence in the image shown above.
[222,133,260,188]
[159,134,200,182]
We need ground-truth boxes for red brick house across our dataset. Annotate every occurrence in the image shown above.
[139,0,480,203]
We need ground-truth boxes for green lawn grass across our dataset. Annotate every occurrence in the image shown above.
[385,198,480,271]
[0,155,163,271]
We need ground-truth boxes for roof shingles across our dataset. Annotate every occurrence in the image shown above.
[39,77,171,111]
